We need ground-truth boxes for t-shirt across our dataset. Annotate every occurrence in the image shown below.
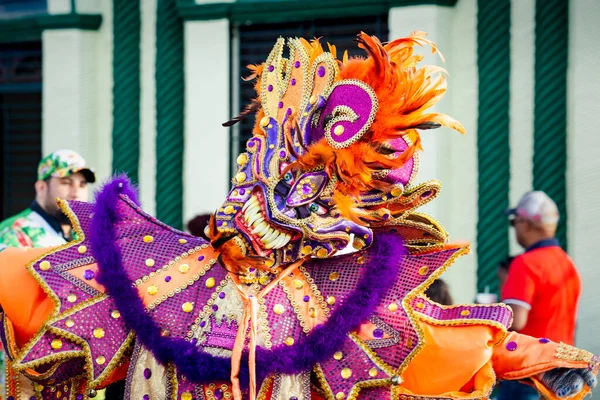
[501,242,581,344]
[0,202,67,249]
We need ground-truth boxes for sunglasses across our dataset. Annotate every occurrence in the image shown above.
[509,217,527,227]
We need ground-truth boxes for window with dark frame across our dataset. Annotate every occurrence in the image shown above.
[0,41,42,219]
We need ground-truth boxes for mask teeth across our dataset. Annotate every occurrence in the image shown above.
[242,194,292,250]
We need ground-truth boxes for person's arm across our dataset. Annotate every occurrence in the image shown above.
[508,303,529,331]
[501,257,535,332]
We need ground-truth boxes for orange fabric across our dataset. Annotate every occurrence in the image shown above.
[400,321,597,399]
[493,332,597,400]
[0,247,54,348]
[400,321,498,397]
[501,246,581,344]
[492,331,592,380]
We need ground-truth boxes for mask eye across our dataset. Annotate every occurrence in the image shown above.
[283,172,295,185]
[309,202,328,215]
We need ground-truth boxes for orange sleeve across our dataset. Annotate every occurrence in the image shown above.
[501,256,535,306]
[492,331,599,400]
[0,247,55,348]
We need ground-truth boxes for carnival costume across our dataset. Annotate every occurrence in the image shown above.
[0,32,598,400]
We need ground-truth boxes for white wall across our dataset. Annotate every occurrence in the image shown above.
[509,0,535,255]
[183,19,231,223]
[568,0,600,354]
[139,0,157,215]
[389,2,478,304]
[43,0,113,186]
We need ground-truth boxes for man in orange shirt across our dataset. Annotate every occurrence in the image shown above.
[501,191,582,399]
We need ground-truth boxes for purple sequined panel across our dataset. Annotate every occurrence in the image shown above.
[150,266,228,339]
[112,199,206,283]
[411,297,512,329]
[319,337,389,398]
[176,374,206,400]
[262,284,305,346]
[373,248,461,370]
[31,201,97,315]
[39,377,75,399]
[303,251,366,311]
[358,387,392,400]
[49,296,130,380]
[21,331,82,365]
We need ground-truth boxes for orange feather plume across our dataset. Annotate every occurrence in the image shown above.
[293,31,464,197]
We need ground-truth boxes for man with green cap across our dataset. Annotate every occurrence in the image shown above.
[0,149,96,249]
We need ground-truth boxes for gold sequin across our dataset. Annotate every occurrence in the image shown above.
[333,125,345,136]
[224,205,235,214]
[293,279,304,289]
[336,392,345,400]
[179,264,190,274]
[96,356,106,365]
[309,307,317,318]
[388,303,398,312]
[260,116,270,127]
[259,276,270,285]
[77,245,87,254]
[301,245,312,255]
[179,238,188,244]
[93,328,105,339]
[145,258,155,267]
[316,248,328,258]
[181,392,193,400]
[356,256,366,265]
[182,302,194,313]
[51,339,62,350]
[235,172,247,183]
[205,277,216,288]
[143,235,154,243]
[147,285,159,296]
[333,351,343,360]
[309,95,317,104]
[341,368,352,379]
[67,294,77,303]
[111,310,121,319]
[418,266,429,276]
[352,238,365,250]
[40,260,51,271]
[265,258,275,267]
[368,367,378,377]
[273,304,285,314]
[461,310,471,316]
[391,187,402,197]
[416,302,425,309]
[237,153,248,165]
[326,296,336,305]
[34,384,44,392]
[284,337,295,346]
[329,272,340,281]
[65,319,75,328]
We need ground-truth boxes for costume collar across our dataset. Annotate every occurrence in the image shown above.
[30,200,64,237]
[526,238,560,252]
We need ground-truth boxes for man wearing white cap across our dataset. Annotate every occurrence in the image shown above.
[498,191,582,399]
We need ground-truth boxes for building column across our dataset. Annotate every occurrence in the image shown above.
[568,0,600,354]
[389,2,478,303]
[182,19,230,225]
[42,0,113,183]
[139,0,157,215]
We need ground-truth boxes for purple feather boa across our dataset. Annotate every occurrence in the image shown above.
[90,177,406,385]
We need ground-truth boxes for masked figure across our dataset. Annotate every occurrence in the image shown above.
[0,32,597,400]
